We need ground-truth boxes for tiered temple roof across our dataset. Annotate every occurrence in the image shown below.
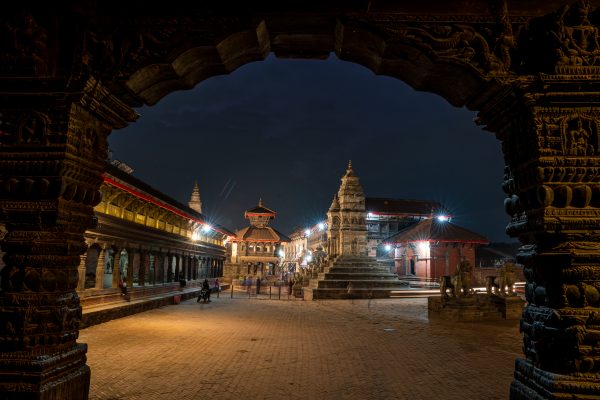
[384,218,488,245]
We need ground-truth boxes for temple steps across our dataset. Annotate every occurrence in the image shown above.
[320,272,400,280]
[309,279,408,289]
[306,255,407,299]
[304,287,395,300]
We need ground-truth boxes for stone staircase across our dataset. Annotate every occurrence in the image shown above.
[304,255,408,300]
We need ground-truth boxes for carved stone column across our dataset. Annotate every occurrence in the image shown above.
[138,251,146,287]
[167,253,173,282]
[174,254,180,281]
[187,255,192,280]
[111,248,121,288]
[127,249,135,288]
[77,247,89,292]
[95,245,106,289]
[0,102,112,398]
[478,83,600,399]
[180,255,187,280]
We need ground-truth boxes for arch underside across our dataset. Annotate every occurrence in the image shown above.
[115,17,506,110]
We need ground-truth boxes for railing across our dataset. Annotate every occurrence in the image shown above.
[227,283,299,300]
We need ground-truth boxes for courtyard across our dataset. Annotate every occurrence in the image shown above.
[80,297,522,400]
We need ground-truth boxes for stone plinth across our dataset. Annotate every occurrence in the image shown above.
[428,294,525,321]
[308,255,407,300]
[0,344,90,400]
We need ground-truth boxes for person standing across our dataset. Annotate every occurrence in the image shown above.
[214,278,220,298]
[256,277,261,295]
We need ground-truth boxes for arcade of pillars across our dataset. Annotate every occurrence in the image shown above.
[76,242,224,292]
[1,2,600,399]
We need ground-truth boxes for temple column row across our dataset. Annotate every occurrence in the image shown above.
[75,242,224,291]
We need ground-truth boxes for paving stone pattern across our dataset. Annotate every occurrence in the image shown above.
[80,297,522,400]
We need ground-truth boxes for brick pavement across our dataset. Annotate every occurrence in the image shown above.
[79,297,522,400]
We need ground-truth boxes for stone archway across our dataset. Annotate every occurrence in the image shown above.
[1,2,600,399]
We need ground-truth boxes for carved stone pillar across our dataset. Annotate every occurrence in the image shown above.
[187,255,192,280]
[174,254,180,281]
[167,253,173,282]
[0,102,113,397]
[127,249,134,288]
[180,255,187,280]
[95,245,106,289]
[147,253,154,286]
[111,248,121,288]
[138,251,146,287]
[77,247,89,292]
[478,84,600,399]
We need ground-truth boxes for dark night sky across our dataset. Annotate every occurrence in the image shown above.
[108,54,513,243]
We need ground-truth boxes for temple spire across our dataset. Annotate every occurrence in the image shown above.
[345,160,354,176]
[188,181,202,213]
[259,198,263,207]
[329,194,340,211]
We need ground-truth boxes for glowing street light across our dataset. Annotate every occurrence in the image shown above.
[436,215,449,222]
[384,244,392,252]
[201,224,212,233]
[278,249,285,257]
[317,222,326,231]
[304,228,311,237]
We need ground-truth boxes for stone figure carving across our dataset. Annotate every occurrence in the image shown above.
[486,262,518,296]
[554,1,600,67]
[440,259,473,298]
[566,118,594,156]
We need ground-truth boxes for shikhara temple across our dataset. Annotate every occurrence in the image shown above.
[2,2,600,399]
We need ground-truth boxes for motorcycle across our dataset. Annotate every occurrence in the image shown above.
[197,288,210,303]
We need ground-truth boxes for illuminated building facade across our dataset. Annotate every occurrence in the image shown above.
[385,218,489,280]
[225,200,290,280]
[365,198,444,258]
[77,163,233,303]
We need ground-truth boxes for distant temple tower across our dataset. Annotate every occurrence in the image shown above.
[327,161,368,257]
[188,181,202,213]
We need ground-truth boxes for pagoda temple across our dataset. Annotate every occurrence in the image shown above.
[384,218,489,281]
[224,199,290,281]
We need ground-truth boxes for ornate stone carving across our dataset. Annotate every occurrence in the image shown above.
[477,81,600,397]
[0,12,50,76]
[517,0,600,75]
[486,262,518,296]
[440,259,474,299]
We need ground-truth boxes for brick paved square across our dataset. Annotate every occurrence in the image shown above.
[79,298,521,400]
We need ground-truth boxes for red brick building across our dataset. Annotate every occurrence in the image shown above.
[385,218,488,280]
